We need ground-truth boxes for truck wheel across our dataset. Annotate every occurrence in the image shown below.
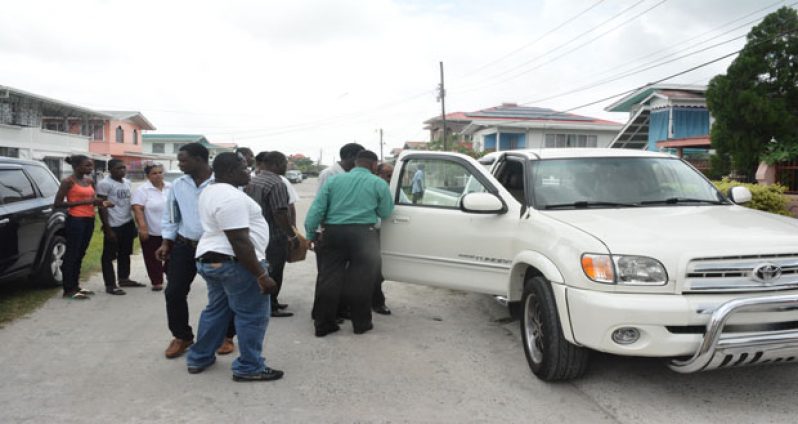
[33,235,66,287]
[521,276,589,381]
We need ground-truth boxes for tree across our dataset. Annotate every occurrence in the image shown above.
[428,134,484,159]
[706,7,798,178]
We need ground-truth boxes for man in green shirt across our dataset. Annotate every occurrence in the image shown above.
[305,150,394,336]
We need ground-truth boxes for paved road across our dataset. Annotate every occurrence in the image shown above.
[1,177,797,423]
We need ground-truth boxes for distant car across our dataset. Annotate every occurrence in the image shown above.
[285,170,303,183]
[163,170,184,183]
[0,157,66,286]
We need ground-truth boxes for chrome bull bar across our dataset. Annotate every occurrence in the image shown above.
[669,294,798,373]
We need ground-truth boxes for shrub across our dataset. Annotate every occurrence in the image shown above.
[712,178,792,216]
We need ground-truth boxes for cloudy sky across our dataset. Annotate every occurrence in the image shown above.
[0,0,788,163]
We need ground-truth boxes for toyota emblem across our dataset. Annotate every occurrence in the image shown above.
[752,263,782,283]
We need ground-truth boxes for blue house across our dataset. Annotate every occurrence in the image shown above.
[605,84,710,152]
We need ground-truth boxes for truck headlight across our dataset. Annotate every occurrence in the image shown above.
[581,254,668,285]
[614,255,668,285]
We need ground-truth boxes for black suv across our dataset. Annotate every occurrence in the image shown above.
[0,157,66,286]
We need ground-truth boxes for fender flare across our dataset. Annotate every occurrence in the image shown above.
[507,251,563,302]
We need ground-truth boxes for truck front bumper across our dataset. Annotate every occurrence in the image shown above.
[668,295,798,373]
[564,287,798,372]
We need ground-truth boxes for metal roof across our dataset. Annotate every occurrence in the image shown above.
[604,84,707,113]
[98,111,156,130]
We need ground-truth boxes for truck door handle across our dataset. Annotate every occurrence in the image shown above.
[392,216,410,223]
[0,218,9,225]
[41,208,52,214]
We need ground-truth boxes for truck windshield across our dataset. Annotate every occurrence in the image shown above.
[531,157,726,210]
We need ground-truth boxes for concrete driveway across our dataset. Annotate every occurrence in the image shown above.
[1,178,797,423]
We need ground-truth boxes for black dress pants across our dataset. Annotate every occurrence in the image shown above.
[314,224,380,332]
[164,238,197,341]
[267,236,287,307]
[101,220,136,288]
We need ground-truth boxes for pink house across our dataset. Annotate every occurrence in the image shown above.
[91,111,156,165]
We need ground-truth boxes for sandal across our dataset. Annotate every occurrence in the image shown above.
[78,288,95,295]
[64,292,90,300]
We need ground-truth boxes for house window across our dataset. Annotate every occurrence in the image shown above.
[91,122,104,140]
[133,129,138,145]
[544,134,597,148]
[0,147,20,157]
[115,126,124,143]
[152,143,165,154]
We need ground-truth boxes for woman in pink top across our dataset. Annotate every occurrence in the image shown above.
[54,155,109,299]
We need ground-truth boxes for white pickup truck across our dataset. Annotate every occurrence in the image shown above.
[381,149,798,381]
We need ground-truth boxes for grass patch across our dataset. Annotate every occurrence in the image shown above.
[0,217,141,327]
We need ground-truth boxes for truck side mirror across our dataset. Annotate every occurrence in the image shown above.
[728,186,752,204]
[460,192,506,214]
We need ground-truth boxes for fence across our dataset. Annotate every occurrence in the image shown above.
[776,160,798,193]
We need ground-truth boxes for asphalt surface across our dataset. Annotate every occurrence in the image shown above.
[1,177,797,423]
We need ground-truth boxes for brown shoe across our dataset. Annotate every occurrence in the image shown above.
[217,337,235,355]
[164,338,193,359]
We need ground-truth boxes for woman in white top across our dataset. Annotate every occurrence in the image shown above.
[132,164,172,291]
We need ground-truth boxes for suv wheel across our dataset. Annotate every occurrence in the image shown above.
[521,276,589,381]
[34,235,66,286]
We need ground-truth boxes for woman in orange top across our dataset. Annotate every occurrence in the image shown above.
[54,155,109,299]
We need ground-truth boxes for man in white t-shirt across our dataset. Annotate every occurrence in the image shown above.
[96,159,142,295]
[186,152,284,382]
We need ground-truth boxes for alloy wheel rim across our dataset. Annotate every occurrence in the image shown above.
[51,242,66,282]
[524,293,544,364]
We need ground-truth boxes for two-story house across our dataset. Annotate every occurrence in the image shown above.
[0,85,109,179]
[425,103,622,153]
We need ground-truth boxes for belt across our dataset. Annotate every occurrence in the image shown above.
[196,251,237,264]
[176,235,199,249]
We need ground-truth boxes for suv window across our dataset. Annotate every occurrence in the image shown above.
[0,169,36,204]
[399,158,488,208]
[26,165,59,197]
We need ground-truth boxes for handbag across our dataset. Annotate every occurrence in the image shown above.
[286,226,309,263]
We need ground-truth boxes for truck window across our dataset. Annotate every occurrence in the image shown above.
[399,158,488,208]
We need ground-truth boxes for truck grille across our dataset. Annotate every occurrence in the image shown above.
[684,254,798,293]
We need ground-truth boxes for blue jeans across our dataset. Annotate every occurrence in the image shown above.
[187,260,271,376]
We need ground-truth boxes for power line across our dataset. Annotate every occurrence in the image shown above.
[453,0,652,93]
[520,31,748,105]
[492,28,798,129]
[455,0,607,80]
[586,0,789,83]
[518,1,798,106]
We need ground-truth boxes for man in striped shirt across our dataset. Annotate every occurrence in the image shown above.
[245,151,298,318]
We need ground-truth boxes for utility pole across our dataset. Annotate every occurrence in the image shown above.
[378,128,384,161]
[438,61,447,151]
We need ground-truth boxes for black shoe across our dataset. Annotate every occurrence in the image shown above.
[337,310,351,320]
[187,358,215,374]
[106,287,126,295]
[233,367,284,382]
[353,322,374,335]
[118,279,145,287]
[315,324,340,337]
[271,310,294,318]
[373,305,391,315]
[276,302,289,310]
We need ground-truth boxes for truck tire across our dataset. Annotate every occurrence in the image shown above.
[521,276,589,381]
[33,235,66,287]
